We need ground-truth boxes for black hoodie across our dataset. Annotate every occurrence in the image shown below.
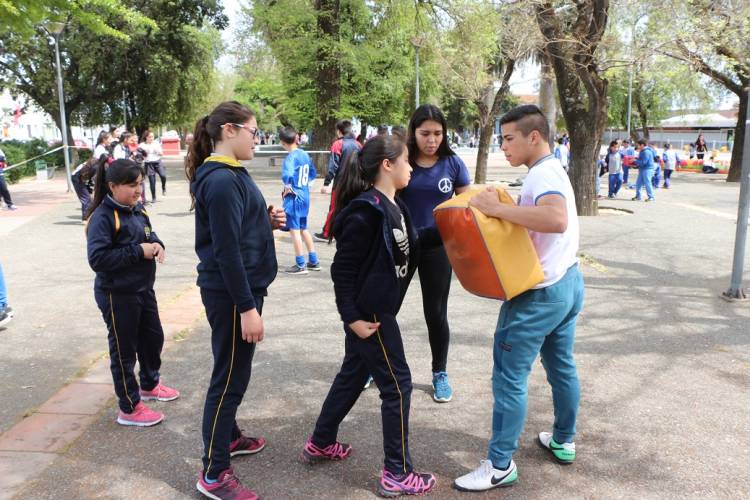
[87,195,164,293]
[191,156,277,312]
[330,188,419,325]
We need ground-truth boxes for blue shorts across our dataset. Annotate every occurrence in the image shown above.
[283,196,309,230]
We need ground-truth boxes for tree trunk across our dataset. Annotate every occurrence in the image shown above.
[474,61,515,184]
[311,0,341,173]
[536,0,610,216]
[635,92,649,140]
[538,53,557,149]
[358,120,368,144]
[726,89,747,182]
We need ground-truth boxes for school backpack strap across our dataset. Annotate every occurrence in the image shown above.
[113,210,120,235]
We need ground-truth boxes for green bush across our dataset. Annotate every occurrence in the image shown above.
[1,139,90,184]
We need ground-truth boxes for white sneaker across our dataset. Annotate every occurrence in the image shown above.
[538,431,576,464]
[453,459,517,492]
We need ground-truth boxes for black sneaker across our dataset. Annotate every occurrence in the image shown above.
[1,306,14,318]
[313,232,329,243]
[307,262,322,272]
[162,189,167,196]
[0,310,12,328]
[284,264,309,275]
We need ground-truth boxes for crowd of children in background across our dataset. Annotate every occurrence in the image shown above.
[71,127,166,220]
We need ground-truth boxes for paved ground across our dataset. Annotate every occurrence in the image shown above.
[1,153,749,499]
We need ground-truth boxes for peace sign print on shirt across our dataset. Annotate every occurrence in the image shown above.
[438,177,453,194]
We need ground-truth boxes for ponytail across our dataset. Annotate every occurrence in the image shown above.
[185,101,255,206]
[85,159,144,221]
[331,135,405,239]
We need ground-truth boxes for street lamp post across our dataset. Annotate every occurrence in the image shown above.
[47,21,72,192]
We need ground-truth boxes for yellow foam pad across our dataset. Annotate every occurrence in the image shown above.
[433,187,544,300]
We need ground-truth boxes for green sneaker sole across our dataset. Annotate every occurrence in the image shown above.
[537,436,575,465]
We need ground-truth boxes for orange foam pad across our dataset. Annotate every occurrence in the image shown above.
[433,187,544,300]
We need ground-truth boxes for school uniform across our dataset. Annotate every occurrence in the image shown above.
[312,188,419,474]
[398,154,470,373]
[191,155,277,479]
[72,161,94,220]
[605,151,623,197]
[87,195,165,413]
[487,155,584,469]
[141,141,166,198]
[281,148,316,230]
[662,149,680,187]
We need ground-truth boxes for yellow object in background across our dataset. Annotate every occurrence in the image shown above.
[433,187,544,300]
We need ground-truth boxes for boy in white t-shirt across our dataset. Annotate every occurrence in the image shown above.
[454,105,584,492]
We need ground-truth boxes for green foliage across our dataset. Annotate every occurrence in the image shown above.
[247,0,420,131]
[0,0,156,40]
[0,0,226,140]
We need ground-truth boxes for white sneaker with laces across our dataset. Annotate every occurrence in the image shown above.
[453,459,517,492]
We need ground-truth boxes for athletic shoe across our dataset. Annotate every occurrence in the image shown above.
[631,196,641,201]
[7,205,18,210]
[432,371,453,403]
[116,401,164,427]
[607,194,615,199]
[284,264,308,275]
[162,189,167,196]
[300,438,352,463]
[1,306,14,318]
[645,197,655,202]
[140,382,180,402]
[363,375,374,390]
[378,469,436,497]
[196,468,258,500]
[0,310,12,328]
[229,434,266,457]
[537,431,576,464]
[313,232,329,243]
[307,261,322,272]
[454,459,517,491]
[453,460,518,491]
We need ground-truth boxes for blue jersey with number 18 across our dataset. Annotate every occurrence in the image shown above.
[281,148,317,202]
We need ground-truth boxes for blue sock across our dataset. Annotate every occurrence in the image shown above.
[308,251,319,265]
[295,255,305,268]
[204,474,218,484]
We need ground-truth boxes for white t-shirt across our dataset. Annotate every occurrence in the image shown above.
[519,155,579,288]
[140,141,163,162]
[554,144,569,167]
[93,144,108,160]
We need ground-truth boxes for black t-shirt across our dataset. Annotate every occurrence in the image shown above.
[379,192,409,284]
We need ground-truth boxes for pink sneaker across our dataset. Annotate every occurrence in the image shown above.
[378,469,436,497]
[300,438,352,463]
[116,401,164,427]
[140,382,180,402]
[230,434,266,457]
[196,468,258,500]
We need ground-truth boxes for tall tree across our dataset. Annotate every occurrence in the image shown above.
[536,0,610,216]
[655,0,750,182]
[0,1,225,146]
[434,0,537,183]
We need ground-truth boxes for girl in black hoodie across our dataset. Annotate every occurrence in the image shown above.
[301,135,436,498]
[186,101,286,500]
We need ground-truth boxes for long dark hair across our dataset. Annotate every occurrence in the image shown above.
[185,101,255,187]
[331,135,405,239]
[85,159,144,220]
[406,104,455,166]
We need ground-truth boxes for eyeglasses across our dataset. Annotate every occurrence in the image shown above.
[225,123,258,139]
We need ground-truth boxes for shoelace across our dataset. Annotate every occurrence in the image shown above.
[471,460,495,481]
[324,442,346,458]
[435,374,449,391]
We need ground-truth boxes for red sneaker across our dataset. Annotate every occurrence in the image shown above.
[116,401,164,427]
[140,382,180,402]
[196,468,258,500]
[300,438,352,463]
[230,434,266,457]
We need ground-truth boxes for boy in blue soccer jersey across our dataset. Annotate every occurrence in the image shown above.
[280,126,321,275]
